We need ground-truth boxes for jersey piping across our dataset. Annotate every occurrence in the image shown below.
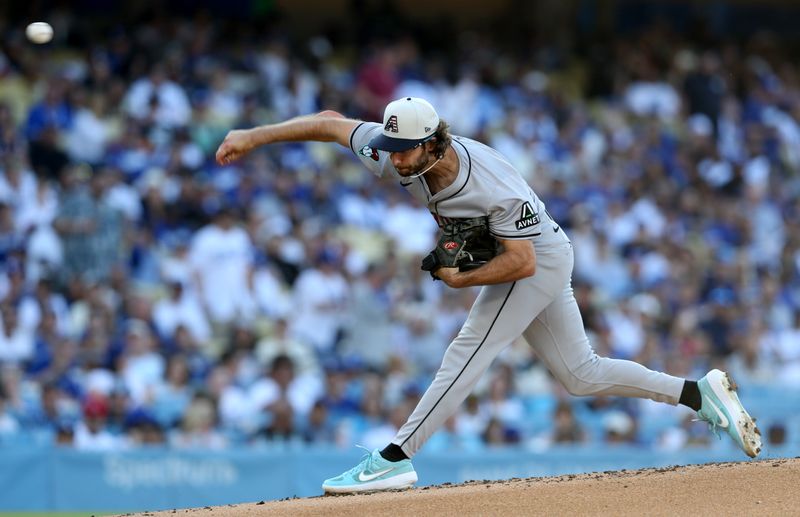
[349,122,366,154]
[433,139,472,215]
[493,230,542,238]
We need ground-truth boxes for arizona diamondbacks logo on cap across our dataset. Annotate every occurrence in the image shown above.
[515,202,540,230]
[385,115,399,133]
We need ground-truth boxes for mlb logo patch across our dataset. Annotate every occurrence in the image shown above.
[359,145,379,161]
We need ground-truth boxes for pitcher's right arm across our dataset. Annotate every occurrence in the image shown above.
[215,111,360,165]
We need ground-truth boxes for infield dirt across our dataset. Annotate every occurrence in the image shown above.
[124,457,800,517]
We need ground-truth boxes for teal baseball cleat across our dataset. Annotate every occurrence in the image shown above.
[322,447,418,494]
[697,369,761,458]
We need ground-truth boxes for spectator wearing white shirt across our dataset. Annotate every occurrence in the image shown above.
[255,318,319,377]
[119,320,165,404]
[171,393,227,450]
[288,249,350,355]
[0,391,20,437]
[338,264,394,369]
[726,320,774,386]
[764,311,800,387]
[152,280,211,345]
[151,354,193,428]
[103,167,142,223]
[360,400,414,451]
[249,354,322,420]
[603,301,647,360]
[337,184,387,230]
[381,192,437,258]
[16,178,59,233]
[206,68,243,126]
[73,394,125,451]
[603,199,640,248]
[189,207,256,325]
[0,156,37,211]
[455,394,488,440]
[266,62,321,121]
[583,234,633,300]
[65,91,118,165]
[252,262,293,320]
[15,278,71,338]
[123,64,191,128]
[479,370,525,433]
[0,304,34,365]
[624,79,681,121]
[159,233,194,288]
[216,353,260,435]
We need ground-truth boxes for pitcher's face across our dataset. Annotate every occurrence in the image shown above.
[390,144,431,177]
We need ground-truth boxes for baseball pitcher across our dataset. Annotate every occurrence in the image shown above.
[216,97,761,494]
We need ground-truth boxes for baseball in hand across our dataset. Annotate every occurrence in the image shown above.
[26,22,54,44]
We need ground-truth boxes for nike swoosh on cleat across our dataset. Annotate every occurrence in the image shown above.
[357,468,394,482]
[706,398,729,428]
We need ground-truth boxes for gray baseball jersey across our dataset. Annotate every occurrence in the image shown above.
[349,122,684,457]
[351,123,568,247]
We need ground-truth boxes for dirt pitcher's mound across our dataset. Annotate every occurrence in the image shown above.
[128,458,800,517]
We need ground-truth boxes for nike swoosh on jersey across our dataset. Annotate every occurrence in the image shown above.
[358,467,394,482]
[705,398,729,428]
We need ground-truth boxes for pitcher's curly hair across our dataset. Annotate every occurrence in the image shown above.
[427,120,452,159]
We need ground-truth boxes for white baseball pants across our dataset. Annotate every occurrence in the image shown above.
[393,241,685,457]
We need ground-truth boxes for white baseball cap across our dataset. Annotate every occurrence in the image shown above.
[369,97,440,152]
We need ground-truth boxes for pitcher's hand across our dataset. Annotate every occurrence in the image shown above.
[433,267,464,288]
[216,129,255,165]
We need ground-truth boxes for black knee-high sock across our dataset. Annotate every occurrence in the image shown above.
[380,443,409,462]
[679,380,702,411]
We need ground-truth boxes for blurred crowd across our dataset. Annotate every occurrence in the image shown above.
[0,10,799,454]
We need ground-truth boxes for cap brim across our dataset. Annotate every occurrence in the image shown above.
[368,133,426,152]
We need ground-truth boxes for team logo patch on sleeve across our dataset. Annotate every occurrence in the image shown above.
[359,145,379,161]
[515,201,540,230]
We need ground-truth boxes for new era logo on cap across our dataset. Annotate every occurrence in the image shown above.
[369,97,440,152]
[385,115,399,133]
